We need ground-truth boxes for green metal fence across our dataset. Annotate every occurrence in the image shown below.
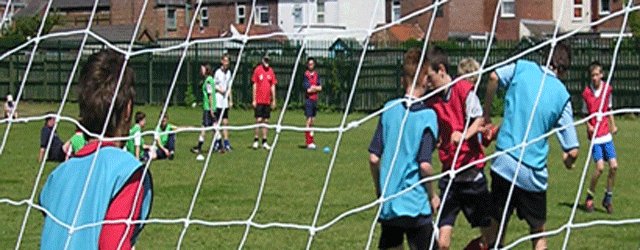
[1,38,639,112]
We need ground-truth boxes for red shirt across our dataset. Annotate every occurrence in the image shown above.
[252,65,278,105]
[582,83,613,138]
[76,141,145,250]
[304,70,320,101]
[425,79,484,171]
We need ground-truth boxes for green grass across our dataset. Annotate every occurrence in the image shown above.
[1,102,639,249]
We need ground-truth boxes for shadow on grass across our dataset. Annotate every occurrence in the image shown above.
[558,202,607,214]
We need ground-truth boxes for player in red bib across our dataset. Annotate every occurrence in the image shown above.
[424,53,492,250]
[303,57,322,149]
[582,61,618,214]
[251,55,278,150]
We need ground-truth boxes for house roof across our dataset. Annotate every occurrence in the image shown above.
[226,23,287,42]
[520,19,558,38]
[371,23,425,44]
[52,24,155,43]
[14,0,46,17]
[51,0,110,10]
[156,0,188,6]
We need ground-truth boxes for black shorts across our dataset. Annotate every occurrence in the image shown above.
[47,146,66,162]
[490,171,546,229]
[379,216,435,250]
[304,99,317,118]
[438,172,492,228]
[254,104,271,119]
[214,108,229,120]
[202,110,216,127]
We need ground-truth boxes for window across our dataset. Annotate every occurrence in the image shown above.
[293,5,303,25]
[166,8,176,31]
[236,4,246,24]
[501,0,515,18]
[391,0,401,21]
[317,0,325,23]
[432,0,444,17]
[256,5,270,24]
[600,0,611,15]
[573,0,583,20]
[200,8,209,27]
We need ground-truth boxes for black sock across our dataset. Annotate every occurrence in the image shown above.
[262,138,267,144]
[197,141,203,150]
[254,137,259,142]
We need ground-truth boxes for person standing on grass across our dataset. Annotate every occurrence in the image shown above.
[251,54,277,150]
[582,61,618,214]
[482,43,579,249]
[303,57,322,150]
[39,49,152,249]
[368,48,440,250]
[4,94,18,119]
[213,54,233,152]
[191,63,217,160]
[424,54,493,250]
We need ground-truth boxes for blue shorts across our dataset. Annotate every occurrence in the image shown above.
[304,99,317,118]
[592,140,616,162]
[202,110,216,127]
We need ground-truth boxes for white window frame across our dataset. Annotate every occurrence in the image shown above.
[501,0,515,18]
[236,4,246,24]
[573,0,584,21]
[317,0,325,23]
[255,5,270,25]
[200,8,209,27]
[391,0,401,22]
[599,0,611,15]
[293,4,303,25]
[166,8,177,31]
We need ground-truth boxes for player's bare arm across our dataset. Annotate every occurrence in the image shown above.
[271,85,277,109]
[609,114,617,134]
[483,72,500,124]
[563,148,579,169]
[252,84,257,108]
[369,153,381,197]
[419,161,439,211]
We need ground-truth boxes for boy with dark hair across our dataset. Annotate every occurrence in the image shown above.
[482,43,579,249]
[251,55,277,150]
[39,113,67,163]
[582,61,618,214]
[155,114,176,160]
[368,48,439,250]
[423,51,492,250]
[39,49,152,249]
[192,63,216,160]
[126,111,153,161]
[303,57,322,149]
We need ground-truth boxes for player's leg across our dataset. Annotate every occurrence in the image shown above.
[378,224,405,250]
[437,179,462,250]
[253,106,263,149]
[261,106,271,149]
[586,143,605,212]
[603,141,618,213]
[461,175,493,250]
[514,184,547,250]
[166,134,176,160]
[406,222,435,250]
[222,109,231,151]
[530,225,546,250]
[487,171,516,248]
[192,111,208,154]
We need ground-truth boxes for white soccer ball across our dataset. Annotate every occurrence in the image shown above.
[191,102,197,108]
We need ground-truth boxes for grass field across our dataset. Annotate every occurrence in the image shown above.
[0,102,639,249]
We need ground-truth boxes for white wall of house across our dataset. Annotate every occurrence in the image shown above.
[278,0,385,41]
[555,0,592,33]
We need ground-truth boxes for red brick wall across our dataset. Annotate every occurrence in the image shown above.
[593,0,640,32]
[485,0,552,40]
[400,0,450,40]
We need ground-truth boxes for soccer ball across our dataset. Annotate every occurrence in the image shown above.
[191,102,197,108]
[323,146,331,154]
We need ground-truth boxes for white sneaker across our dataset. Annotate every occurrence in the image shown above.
[196,154,205,161]
[252,141,259,150]
[262,142,271,150]
[307,143,317,150]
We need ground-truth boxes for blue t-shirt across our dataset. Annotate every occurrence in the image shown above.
[491,62,579,192]
[369,97,438,221]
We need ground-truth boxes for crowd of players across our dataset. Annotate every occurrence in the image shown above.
[0,43,621,249]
